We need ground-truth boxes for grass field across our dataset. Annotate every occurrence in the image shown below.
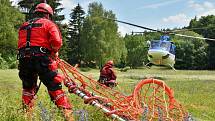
[0,67,215,121]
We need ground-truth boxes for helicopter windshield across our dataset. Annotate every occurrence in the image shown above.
[150,40,160,49]
[150,40,171,51]
[160,41,171,51]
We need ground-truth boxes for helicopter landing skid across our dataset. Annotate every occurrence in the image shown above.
[145,62,152,68]
[169,64,176,71]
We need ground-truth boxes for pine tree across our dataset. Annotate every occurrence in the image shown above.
[18,0,65,23]
[67,4,85,64]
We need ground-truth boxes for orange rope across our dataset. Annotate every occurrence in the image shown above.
[56,58,187,120]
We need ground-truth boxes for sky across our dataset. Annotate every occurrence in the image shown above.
[11,0,215,36]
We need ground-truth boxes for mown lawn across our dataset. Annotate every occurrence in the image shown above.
[0,67,215,121]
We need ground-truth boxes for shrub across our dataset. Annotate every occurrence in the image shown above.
[0,53,17,69]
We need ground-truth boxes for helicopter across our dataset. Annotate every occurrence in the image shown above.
[131,31,176,69]
[103,17,215,69]
[147,35,176,69]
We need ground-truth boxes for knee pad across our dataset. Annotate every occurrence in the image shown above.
[48,90,72,109]
[40,60,64,85]
[48,60,65,84]
[22,88,35,108]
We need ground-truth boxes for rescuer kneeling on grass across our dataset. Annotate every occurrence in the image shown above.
[17,3,74,121]
[98,60,117,88]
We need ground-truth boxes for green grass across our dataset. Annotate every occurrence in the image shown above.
[0,67,215,121]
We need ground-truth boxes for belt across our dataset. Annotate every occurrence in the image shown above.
[17,46,50,59]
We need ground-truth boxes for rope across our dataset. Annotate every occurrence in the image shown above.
[56,58,187,120]
[162,82,170,119]
[152,79,155,118]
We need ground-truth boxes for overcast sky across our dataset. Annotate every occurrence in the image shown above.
[10,0,215,36]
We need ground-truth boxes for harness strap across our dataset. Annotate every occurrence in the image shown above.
[26,27,31,49]
[20,18,42,50]
[19,23,43,30]
[17,46,50,59]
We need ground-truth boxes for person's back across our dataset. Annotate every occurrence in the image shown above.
[18,18,62,51]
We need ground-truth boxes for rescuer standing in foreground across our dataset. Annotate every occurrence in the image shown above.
[17,3,74,121]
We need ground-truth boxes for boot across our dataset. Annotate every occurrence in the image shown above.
[49,89,74,121]
[22,88,36,121]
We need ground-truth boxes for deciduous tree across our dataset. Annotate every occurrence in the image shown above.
[80,2,126,68]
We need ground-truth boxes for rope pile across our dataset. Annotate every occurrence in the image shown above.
[56,58,188,120]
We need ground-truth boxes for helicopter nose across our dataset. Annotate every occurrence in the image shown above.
[148,54,169,59]
[148,49,168,58]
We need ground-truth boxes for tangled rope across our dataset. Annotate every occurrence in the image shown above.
[56,58,188,120]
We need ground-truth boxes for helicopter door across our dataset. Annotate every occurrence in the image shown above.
[170,43,176,54]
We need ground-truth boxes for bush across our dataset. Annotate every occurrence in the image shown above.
[0,53,17,69]
[0,54,8,69]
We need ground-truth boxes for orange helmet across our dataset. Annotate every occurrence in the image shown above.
[35,3,53,15]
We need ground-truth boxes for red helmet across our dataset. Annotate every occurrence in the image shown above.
[106,60,114,66]
[35,3,53,15]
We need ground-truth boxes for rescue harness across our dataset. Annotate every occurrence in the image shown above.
[17,18,50,59]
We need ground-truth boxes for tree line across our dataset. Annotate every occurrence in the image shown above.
[0,0,215,70]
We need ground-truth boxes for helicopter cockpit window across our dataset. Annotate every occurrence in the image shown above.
[170,44,176,54]
[150,40,160,49]
[160,42,171,51]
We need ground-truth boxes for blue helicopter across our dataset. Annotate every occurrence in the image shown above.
[147,35,176,69]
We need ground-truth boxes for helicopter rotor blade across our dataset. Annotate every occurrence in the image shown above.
[172,33,215,41]
[170,26,215,33]
[103,17,215,41]
[103,17,163,33]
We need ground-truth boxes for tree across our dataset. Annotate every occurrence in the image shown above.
[0,0,24,56]
[124,34,149,68]
[59,24,69,60]
[67,4,85,65]
[0,0,24,69]
[18,0,65,23]
[188,15,215,69]
[80,2,127,68]
[173,31,208,69]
